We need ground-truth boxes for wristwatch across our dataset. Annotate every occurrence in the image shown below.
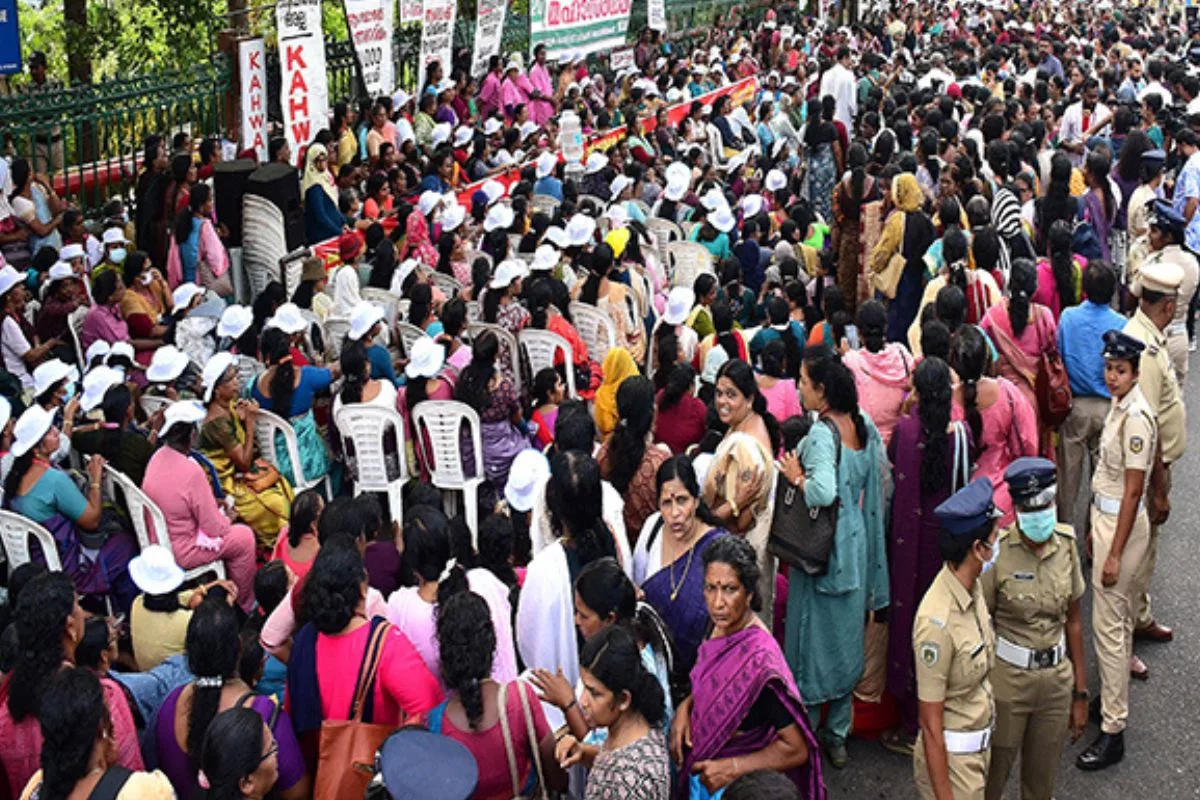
[1072,689,1088,701]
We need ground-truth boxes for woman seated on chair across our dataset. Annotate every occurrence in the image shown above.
[526,277,601,400]
[250,328,339,490]
[83,271,160,376]
[118,251,172,343]
[34,264,87,361]
[142,400,257,612]
[396,335,458,482]
[199,352,295,552]
[454,330,531,496]
[4,405,138,613]
[73,379,158,486]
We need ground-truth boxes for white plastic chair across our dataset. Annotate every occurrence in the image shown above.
[0,509,61,571]
[665,241,716,289]
[467,321,522,398]
[139,394,171,423]
[411,400,484,543]
[519,328,576,397]
[279,248,307,299]
[254,409,332,498]
[569,302,616,361]
[646,218,684,268]
[531,194,561,216]
[68,306,89,366]
[465,301,481,322]
[361,287,400,328]
[429,271,463,299]
[103,465,225,583]
[235,355,263,397]
[324,316,351,360]
[395,321,428,357]
[242,195,288,299]
[334,405,407,524]
[645,318,665,378]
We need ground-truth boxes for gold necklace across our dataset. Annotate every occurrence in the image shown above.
[667,521,701,602]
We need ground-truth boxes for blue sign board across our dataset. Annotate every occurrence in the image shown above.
[0,0,20,75]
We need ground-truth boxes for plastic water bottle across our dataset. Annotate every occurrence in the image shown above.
[560,111,584,164]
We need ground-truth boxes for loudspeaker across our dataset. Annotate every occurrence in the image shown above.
[212,159,258,248]
[245,162,304,252]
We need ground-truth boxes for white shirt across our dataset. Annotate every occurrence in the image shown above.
[818,62,857,131]
[1137,80,1172,106]
[1,316,32,388]
[1058,101,1111,167]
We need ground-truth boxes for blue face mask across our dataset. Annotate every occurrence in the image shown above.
[980,538,999,574]
[61,383,76,403]
[109,248,127,264]
[1016,507,1057,543]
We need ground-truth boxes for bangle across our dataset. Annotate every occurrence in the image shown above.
[565,698,578,712]
[1073,689,1088,701]
[89,482,100,490]
[729,499,740,518]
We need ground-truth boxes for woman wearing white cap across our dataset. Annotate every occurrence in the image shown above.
[0,263,59,390]
[5,404,139,611]
[142,401,257,611]
[200,352,294,548]
[33,262,85,361]
[481,258,530,374]
[72,376,157,485]
[500,60,531,124]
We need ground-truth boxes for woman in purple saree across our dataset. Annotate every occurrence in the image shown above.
[670,536,825,800]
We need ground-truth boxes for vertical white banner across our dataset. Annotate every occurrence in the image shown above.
[647,0,666,33]
[344,0,396,99]
[419,0,455,81]
[276,0,329,158]
[238,38,268,161]
[400,0,422,24]
[471,0,507,78]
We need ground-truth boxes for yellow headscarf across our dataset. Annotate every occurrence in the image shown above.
[301,144,338,205]
[594,347,639,438]
[891,172,923,213]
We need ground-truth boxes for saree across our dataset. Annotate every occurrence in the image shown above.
[681,625,825,799]
[640,526,727,676]
[594,347,639,439]
[272,410,330,490]
[200,410,295,550]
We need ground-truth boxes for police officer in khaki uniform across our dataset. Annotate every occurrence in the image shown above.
[1077,330,1158,771]
[1122,251,1185,658]
[913,478,999,800]
[1137,200,1198,382]
[981,458,1088,800]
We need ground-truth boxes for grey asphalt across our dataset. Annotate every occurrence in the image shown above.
[823,361,1200,799]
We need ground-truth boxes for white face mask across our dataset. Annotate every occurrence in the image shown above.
[979,538,999,574]
[140,272,154,286]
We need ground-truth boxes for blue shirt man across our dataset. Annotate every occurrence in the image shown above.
[1171,134,1200,252]
[1058,299,1126,398]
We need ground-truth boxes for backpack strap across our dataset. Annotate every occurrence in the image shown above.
[87,766,133,800]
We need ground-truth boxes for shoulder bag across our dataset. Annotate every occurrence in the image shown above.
[497,681,547,800]
[314,620,396,800]
[768,416,841,576]
[950,420,971,494]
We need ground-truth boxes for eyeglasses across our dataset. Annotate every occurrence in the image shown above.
[257,740,279,767]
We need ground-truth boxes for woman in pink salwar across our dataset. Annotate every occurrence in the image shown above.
[477,56,504,120]
[142,401,257,612]
[842,300,914,446]
[527,44,556,126]
[949,326,1037,526]
[501,60,531,123]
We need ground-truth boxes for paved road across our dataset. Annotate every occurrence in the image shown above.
[824,361,1200,799]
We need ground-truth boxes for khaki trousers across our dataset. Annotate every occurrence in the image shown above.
[985,659,1071,800]
[1090,505,1151,734]
[1167,329,1188,384]
[914,731,990,799]
[1135,462,1170,629]
[1056,396,1109,539]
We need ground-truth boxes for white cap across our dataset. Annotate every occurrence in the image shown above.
[59,243,85,261]
[348,301,386,341]
[544,226,569,249]
[531,244,559,272]
[610,174,633,200]
[11,404,54,457]
[431,122,452,146]
[489,259,528,290]
[160,399,206,437]
[519,121,539,141]
[701,188,728,212]
[85,340,111,364]
[435,78,455,95]
[266,302,308,335]
[505,59,522,73]
[566,214,596,247]
[765,169,788,192]
[46,262,74,284]
[80,366,122,413]
[172,282,203,309]
[0,396,11,434]
[665,162,691,186]
[662,286,696,325]
[584,151,608,175]
[481,179,506,206]
[483,117,503,136]
[536,151,558,179]
[664,175,688,202]
[711,206,736,233]
[202,352,237,403]
[392,89,412,108]
[0,265,23,298]
[739,194,764,218]
[667,88,684,104]
[32,358,79,397]
[605,204,629,228]
[504,449,550,511]
[484,203,515,233]
[418,190,443,217]
[129,545,185,595]
[108,342,135,362]
[393,259,420,293]
[102,228,128,246]
[396,118,416,145]
[146,345,189,384]
[453,125,474,147]
[440,203,466,232]
[217,305,254,339]
[405,334,445,379]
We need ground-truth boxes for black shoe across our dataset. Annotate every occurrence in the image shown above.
[1076,732,1125,771]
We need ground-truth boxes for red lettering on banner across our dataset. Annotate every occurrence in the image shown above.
[252,131,265,149]
[288,92,309,117]
[288,69,309,95]
[250,113,265,130]
[286,45,308,71]
[251,94,263,112]
[290,119,312,143]
[249,74,262,92]
[249,51,261,69]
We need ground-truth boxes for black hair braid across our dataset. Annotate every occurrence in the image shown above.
[914,357,953,494]
[436,592,495,731]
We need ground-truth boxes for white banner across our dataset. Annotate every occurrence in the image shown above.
[647,0,666,32]
[276,0,328,158]
[610,47,634,72]
[471,0,507,78]
[529,0,632,61]
[400,0,422,24]
[344,0,395,99]
[419,0,455,79]
[238,38,268,161]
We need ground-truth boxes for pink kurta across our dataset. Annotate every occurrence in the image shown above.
[971,377,1038,525]
[478,72,503,120]
[528,63,556,125]
[501,76,530,121]
[142,446,257,610]
[843,344,913,446]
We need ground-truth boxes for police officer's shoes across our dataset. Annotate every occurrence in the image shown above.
[1076,732,1124,771]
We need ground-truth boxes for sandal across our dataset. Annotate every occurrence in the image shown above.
[880,727,916,757]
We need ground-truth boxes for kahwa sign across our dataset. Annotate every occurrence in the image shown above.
[530,0,632,60]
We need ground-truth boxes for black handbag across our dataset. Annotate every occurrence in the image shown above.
[768,416,841,576]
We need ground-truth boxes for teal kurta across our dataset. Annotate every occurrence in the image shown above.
[783,416,891,705]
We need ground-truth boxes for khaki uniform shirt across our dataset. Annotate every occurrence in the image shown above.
[914,564,995,732]
[1093,385,1157,500]
[981,523,1086,650]
[1124,308,1185,463]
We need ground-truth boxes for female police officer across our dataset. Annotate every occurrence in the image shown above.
[913,477,999,800]
[981,457,1088,800]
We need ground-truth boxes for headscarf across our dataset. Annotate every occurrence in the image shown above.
[594,347,639,437]
[301,144,338,205]
[0,159,15,220]
[892,172,923,213]
[332,262,362,317]
[403,211,439,268]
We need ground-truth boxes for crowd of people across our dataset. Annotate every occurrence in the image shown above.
[0,0,1196,797]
